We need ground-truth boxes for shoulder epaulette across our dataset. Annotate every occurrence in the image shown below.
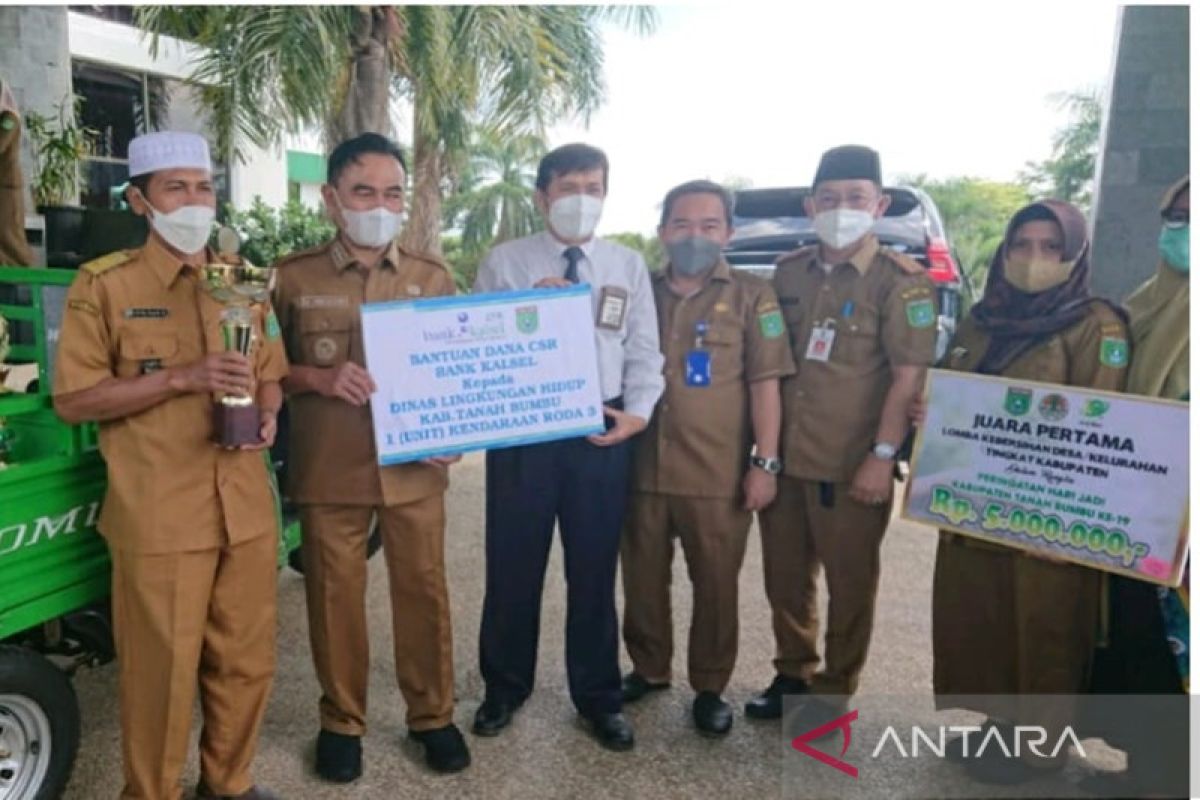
[729,267,769,289]
[880,247,924,276]
[81,250,133,276]
[774,244,818,267]
[1088,299,1129,332]
[397,244,450,273]
[272,241,333,269]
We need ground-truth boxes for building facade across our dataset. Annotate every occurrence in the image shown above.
[1,6,326,261]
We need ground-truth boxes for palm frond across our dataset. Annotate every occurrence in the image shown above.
[135,5,354,161]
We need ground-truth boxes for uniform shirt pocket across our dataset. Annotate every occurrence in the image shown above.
[117,331,181,377]
[702,319,744,379]
[299,309,355,366]
[836,303,881,363]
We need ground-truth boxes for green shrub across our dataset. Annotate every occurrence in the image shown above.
[223,197,335,266]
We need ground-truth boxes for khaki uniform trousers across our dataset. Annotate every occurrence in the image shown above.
[758,476,890,697]
[110,533,277,800]
[620,493,752,694]
[300,493,454,735]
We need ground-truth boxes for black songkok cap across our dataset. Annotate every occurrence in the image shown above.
[813,145,881,186]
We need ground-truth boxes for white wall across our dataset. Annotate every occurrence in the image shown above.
[299,183,324,210]
[68,11,291,211]
[231,142,289,209]
[68,12,197,80]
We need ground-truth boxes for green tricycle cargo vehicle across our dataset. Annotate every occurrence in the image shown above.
[0,265,334,800]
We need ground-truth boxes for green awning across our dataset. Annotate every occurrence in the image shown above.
[287,150,326,184]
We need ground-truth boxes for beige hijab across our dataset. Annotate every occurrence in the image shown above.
[1125,176,1190,399]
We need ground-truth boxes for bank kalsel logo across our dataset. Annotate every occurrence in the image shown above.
[1003,387,1032,416]
[420,309,506,344]
[1038,393,1069,421]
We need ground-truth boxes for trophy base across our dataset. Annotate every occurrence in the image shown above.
[212,402,262,448]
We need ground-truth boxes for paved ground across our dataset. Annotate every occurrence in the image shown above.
[63,454,960,799]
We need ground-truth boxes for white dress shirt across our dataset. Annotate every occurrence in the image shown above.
[474,230,665,420]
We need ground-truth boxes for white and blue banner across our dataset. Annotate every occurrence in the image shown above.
[361,285,605,465]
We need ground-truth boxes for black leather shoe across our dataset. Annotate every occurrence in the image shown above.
[581,711,635,752]
[472,697,516,737]
[314,729,362,783]
[744,675,809,720]
[410,723,471,774]
[692,692,733,737]
[621,671,669,703]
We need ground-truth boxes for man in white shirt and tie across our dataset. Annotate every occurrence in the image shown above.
[471,142,664,751]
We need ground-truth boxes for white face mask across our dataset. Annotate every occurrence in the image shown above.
[813,208,875,249]
[335,195,403,248]
[146,202,215,255]
[547,194,604,241]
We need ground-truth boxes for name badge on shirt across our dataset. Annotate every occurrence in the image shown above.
[685,320,711,387]
[299,294,351,310]
[597,286,628,331]
[805,324,836,362]
[686,350,711,387]
[123,307,170,319]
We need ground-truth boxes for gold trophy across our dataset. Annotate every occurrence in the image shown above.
[202,227,273,448]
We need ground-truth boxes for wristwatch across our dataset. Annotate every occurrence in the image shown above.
[750,453,783,475]
[870,442,898,461]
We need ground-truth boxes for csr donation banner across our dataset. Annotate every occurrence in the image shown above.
[361,285,604,465]
[903,369,1189,586]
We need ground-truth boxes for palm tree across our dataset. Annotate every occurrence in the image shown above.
[444,127,545,256]
[135,6,657,255]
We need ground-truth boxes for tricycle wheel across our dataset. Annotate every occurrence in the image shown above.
[0,645,80,800]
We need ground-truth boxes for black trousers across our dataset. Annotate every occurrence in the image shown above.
[479,428,633,716]
[1086,575,1188,794]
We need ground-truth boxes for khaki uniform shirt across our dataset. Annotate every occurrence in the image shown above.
[272,238,456,506]
[53,236,289,554]
[772,235,937,482]
[943,303,1129,390]
[633,260,795,498]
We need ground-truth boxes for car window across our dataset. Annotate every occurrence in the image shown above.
[730,188,929,250]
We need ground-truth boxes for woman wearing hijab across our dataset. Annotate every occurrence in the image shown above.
[1085,176,1189,798]
[929,199,1130,786]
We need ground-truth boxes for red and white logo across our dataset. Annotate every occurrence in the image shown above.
[790,709,859,779]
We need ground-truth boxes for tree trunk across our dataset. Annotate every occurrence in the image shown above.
[401,103,444,257]
[327,7,393,149]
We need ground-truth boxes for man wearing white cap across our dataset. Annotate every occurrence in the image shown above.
[53,131,287,800]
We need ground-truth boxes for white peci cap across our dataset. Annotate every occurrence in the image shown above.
[128,131,211,177]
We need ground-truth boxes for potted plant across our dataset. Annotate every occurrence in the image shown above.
[24,98,95,267]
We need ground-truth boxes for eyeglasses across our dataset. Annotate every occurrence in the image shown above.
[1162,210,1189,228]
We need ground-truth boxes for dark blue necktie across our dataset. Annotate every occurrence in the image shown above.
[563,246,584,283]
